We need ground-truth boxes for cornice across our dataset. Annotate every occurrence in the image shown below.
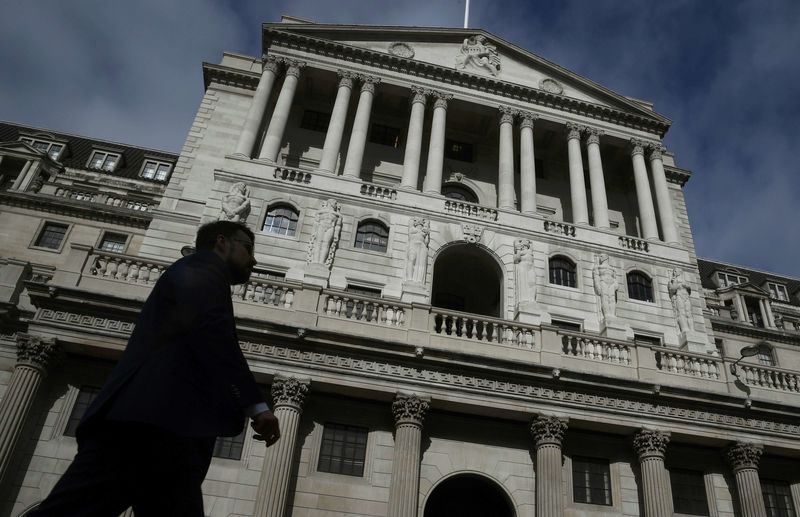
[202,62,261,92]
[0,191,152,229]
[710,317,800,345]
[664,165,692,186]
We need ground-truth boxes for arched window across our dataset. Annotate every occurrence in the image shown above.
[549,256,577,288]
[442,184,478,203]
[263,204,299,236]
[354,220,389,252]
[627,271,654,302]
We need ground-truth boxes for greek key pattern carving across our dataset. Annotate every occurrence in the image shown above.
[37,309,135,334]
[633,429,670,459]
[530,415,568,446]
[270,377,310,409]
[16,333,60,370]
[726,442,763,471]
[392,394,429,427]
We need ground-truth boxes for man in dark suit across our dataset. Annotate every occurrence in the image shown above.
[30,221,280,516]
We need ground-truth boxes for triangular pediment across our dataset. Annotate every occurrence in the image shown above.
[719,283,769,297]
[0,141,46,158]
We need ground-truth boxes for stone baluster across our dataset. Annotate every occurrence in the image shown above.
[633,429,672,517]
[387,393,430,517]
[318,71,356,174]
[565,123,589,225]
[726,442,767,517]
[0,334,60,488]
[530,415,568,517]
[254,377,310,517]
[629,139,659,240]
[498,106,517,210]
[518,111,538,214]
[647,144,680,243]
[584,127,610,229]
[422,93,452,195]
[400,87,428,190]
[234,56,281,157]
[258,60,305,162]
[342,75,380,178]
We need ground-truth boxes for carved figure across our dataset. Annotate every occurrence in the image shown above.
[307,198,342,268]
[514,239,537,306]
[405,218,430,283]
[668,268,694,333]
[454,35,500,76]
[593,254,619,322]
[219,182,251,222]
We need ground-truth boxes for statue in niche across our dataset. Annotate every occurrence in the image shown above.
[514,239,537,307]
[454,35,500,76]
[668,268,694,333]
[219,182,252,223]
[593,254,619,322]
[307,198,342,268]
[405,218,430,284]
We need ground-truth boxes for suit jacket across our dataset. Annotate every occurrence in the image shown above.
[78,250,264,439]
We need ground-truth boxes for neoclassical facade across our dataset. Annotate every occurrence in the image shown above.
[1,16,799,517]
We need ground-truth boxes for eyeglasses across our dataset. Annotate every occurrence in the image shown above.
[231,237,254,255]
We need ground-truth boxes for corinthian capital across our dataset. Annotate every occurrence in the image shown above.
[530,415,568,446]
[358,74,381,94]
[647,143,667,161]
[284,60,306,78]
[633,429,670,460]
[565,122,583,140]
[498,106,516,125]
[583,127,603,146]
[262,55,281,74]
[336,70,356,89]
[518,110,538,129]
[16,333,60,373]
[410,86,428,106]
[629,138,646,156]
[270,376,310,410]
[392,393,429,427]
[726,442,763,472]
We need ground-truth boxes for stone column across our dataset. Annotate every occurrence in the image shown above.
[648,144,680,243]
[790,482,800,516]
[566,123,589,225]
[318,71,356,174]
[234,56,281,157]
[422,93,452,195]
[10,161,33,190]
[400,87,428,190]
[258,60,305,162]
[530,415,568,517]
[342,75,380,178]
[584,127,610,229]
[519,111,538,214]
[387,393,430,517]
[633,429,672,517]
[725,442,767,517]
[498,106,517,210]
[0,334,60,488]
[254,377,310,517]
[630,139,660,240]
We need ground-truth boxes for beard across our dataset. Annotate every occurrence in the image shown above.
[227,261,252,285]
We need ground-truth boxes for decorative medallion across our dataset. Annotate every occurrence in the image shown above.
[388,42,415,59]
[455,35,500,76]
[462,224,484,244]
[539,78,563,95]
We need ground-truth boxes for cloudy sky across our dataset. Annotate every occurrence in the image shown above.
[1,0,798,276]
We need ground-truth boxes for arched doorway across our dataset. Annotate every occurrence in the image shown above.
[424,473,515,517]
[431,243,503,317]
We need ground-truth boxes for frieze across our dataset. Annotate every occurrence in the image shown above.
[37,309,136,334]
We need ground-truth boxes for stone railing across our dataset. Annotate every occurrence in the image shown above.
[738,364,800,392]
[562,333,632,365]
[54,188,95,201]
[443,200,498,221]
[654,349,721,380]
[361,183,397,200]
[431,308,535,349]
[543,220,576,237]
[105,196,152,211]
[90,252,169,285]
[274,167,311,184]
[322,292,407,327]
[619,236,650,253]
[232,278,295,308]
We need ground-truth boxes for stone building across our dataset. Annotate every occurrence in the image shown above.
[1,16,799,517]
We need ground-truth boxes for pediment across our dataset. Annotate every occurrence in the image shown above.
[0,140,44,156]
[720,283,769,297]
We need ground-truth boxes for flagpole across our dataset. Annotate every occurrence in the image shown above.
[464,0,470,28]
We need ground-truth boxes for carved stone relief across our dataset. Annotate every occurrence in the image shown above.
[592,253,619,322]
[219,182,252,223]
[307,198,342,269]
[539,78,564,95]
[514,239,537,307]
[404,218,430,284]
[388,42,415,59]
[668,268,694,333]
[462,224,484,244]
[454,35,500,76]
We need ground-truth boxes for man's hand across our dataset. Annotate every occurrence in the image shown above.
[251,410,280,447]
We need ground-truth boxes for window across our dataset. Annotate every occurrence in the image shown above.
[744,297,765,328]
[369,124,401,148]
[64,386,101,437]
[757,346,776,367]
[572,456,612,506]
[317,422,368,476]
[87,150,121,172]
[213,426,246,460]
[141,160,172,181]
[263,204,299,236]
[717,272,747,288]
[627,271,654,302]
[354,221,389,252]
[99,232,128,253]
[300,110,331,132]
[767,282,789,302]
[714,338,725,358]
[761,479,797,517]
[442,184,478,203]
[552,320,581,332]
[20,137,65,160]
[444,139,474,162]
[634,334,662,347]
[345,285,382,298]
[34,222,69,249]
[549,256,577,288]
[670,469,709,516]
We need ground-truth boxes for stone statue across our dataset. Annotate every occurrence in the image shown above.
[668,268,694,333]
[454,35,500,76]
[307,198,342,268]
[219,182,251,222]
[593,254,619,322]
[514,239,537,307]
[404,218,430,284]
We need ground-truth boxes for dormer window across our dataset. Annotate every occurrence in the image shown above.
[20,137,65,160]
[88,150,121,172]
[717,271,747,288]
[767,282,789,302]
[141,159,172,181]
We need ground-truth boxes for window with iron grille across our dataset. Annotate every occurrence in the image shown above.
[761,479,797,517]
[213,425,246,460]
[444,139,474,162]
[572,456,612,505]
[369,123,401,148]
[35,222,69,249]
[549,256,576,288]
[64,386,101,437]
[99,232,128,253]
[300,110,331,133]
[354,221,389,252]
[670,468,709,515]
[263,204,299,236]
[627,271,654,302]
[317,422,368,476]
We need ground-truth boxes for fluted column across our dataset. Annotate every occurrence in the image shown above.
[584,128,610,229]
[342,75,380,178]
[0,334,60,488]
[630,139,659,240]
[258,61,305,162]
[648,144,679,243]
[633,429,672,517]
[422,93,452,195]
[400,87,428,190]
[530,415,568,517]
[566,123,589,225]
[318,71,356,174]
[387,394,429,517]
[234,56,281,157]
[519,111,538,214]
[254,377,310,517]
[498,106,517,210]
[726,442,767,517]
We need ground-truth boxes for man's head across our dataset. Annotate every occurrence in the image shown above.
[195,221,257,285]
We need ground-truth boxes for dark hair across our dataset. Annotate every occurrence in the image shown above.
[195,221,254,251]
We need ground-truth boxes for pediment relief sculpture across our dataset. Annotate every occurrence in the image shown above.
[454,35,500,77]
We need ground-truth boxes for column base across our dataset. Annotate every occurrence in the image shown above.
[515,302,551,326]
[679,331,710,354]
[402,281,429,304]
[600,319,633,340]
[303,263,331,288]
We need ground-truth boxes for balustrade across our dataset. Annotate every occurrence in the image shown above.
[562,333,632,365]
[360,183,397,200]
[431,309,535,348]
[619,236,650,253]
[90,253,167,285]
[323,292,406,326]
[54,188,95,201]
[655,349,721,379]
[543,220,576,237]
[443,200,498,221]
[739,364,800,392]
[273,167,311,184]
[232,278,294,308]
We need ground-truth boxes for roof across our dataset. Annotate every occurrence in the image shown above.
[697,258,800,303]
